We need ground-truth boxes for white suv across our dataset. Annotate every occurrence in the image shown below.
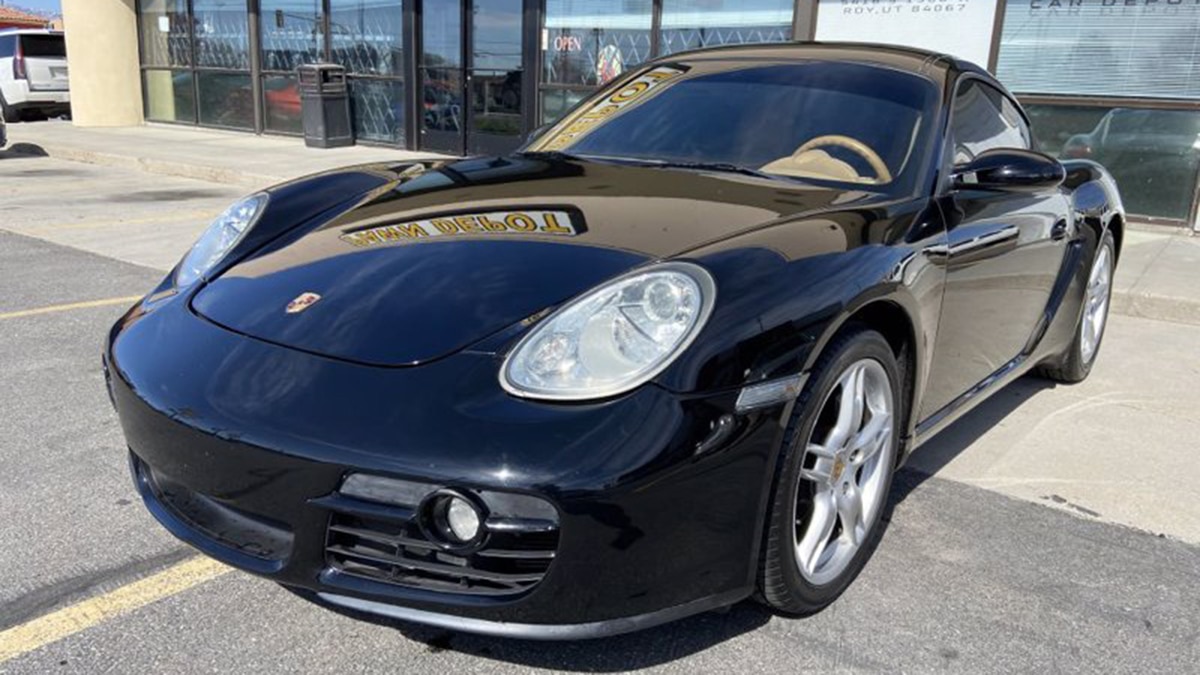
[0,29,69,121]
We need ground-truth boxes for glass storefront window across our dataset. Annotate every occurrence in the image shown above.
[192,0,251,70]
[539,88,587,125]
[263,73,302,134]
[422,68,463,134]
[1026,104,1200,221]
[421,0,462,139]
[330,0,404,77]
[197,71,255,129]
[473,0,522,72]
[659,0,792,56]
[998,2,1200,100]
[422,0,461,68]
[470,0,523,140]
[261,0,325,72]
[543,0,652,87]
[471,70,521,136]
[350,77,405,143]
[138,0,191,68]
[144,69,196,123]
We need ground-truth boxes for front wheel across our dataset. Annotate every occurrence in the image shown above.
[757,327,901,614]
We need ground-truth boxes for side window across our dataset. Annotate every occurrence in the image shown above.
[0,36,15,59]
[997,93,1032,150]
[950,80,1030,165]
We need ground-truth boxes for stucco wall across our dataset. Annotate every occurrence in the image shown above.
[61,0,143,126]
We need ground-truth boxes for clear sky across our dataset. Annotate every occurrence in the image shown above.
[2,0,61,15]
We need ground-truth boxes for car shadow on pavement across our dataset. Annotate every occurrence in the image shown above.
[890,374,1057,505]
[0,143,48,158]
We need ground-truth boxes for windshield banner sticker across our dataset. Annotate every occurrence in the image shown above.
[341,210,580,248]
[540,65,689,151]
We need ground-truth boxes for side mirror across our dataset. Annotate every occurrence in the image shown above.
[952,148,1065,192]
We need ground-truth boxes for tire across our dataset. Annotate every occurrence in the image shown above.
[0,94,17,123]
[757,326,902,615]
[1038,228,1115,384]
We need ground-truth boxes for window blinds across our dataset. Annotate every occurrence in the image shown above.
[997,2,1200,100]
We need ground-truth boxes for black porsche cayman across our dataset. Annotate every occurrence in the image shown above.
[105,43,1123,639]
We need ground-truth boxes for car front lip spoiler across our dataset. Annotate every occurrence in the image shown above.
[316,588,749,641]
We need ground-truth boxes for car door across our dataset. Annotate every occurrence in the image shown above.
[919,78,1071,419]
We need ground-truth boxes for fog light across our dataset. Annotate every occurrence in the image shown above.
[420,490,487,548]
[446,497,481,542]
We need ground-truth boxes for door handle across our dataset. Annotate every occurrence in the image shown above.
[922,244,951,264]
[940,225,1020,266]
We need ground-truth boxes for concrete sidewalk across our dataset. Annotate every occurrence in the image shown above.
[5,119,1199,325]
[4,120,447,189]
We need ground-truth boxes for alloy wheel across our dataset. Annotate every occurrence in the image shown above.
[1080,242,1113,365]
[794,358,894,586]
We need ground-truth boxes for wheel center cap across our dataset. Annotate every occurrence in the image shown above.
[831,456,847,483]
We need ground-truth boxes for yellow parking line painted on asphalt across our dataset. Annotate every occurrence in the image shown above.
[24,209,216,232]
[0,295,144,321]
[0,556,230,664]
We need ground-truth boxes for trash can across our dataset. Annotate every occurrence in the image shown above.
[298,63,353,148]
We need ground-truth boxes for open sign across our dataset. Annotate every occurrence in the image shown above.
[554,35,582,52]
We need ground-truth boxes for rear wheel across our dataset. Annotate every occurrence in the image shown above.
[758,328,900,614]
[1039,228,1115,383]
[0,94,17,123]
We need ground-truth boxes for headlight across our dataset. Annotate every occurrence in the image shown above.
[176,193,268,286]
[500,262,716,400]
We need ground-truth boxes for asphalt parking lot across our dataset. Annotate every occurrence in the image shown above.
[1,150,1198,673]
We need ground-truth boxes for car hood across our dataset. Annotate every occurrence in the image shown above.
[193,155,880,366]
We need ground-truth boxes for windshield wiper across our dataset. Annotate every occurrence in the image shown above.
[642,160,788,181]
[515,150,586,161]
[517,153,807,183]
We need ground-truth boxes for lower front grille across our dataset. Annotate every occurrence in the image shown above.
[131,452,294,563]
[321,488,559,597]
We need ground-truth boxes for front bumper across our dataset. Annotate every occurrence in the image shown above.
[106,295,787,638]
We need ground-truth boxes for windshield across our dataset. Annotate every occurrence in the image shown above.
[529,60,938,192]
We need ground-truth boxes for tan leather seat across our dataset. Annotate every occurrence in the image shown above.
[760,149,862,181]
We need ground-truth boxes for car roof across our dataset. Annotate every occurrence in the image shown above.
[660,41,993,87]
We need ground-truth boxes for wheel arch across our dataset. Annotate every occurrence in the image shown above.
[1105,212,1124,262]
[1062,158,1125,261]
[803,294,923,461]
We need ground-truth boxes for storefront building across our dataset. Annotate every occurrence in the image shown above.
[67,0,1200,228]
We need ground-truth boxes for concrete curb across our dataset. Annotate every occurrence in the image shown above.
[1110,291,1200,326]
[7,141,279,188]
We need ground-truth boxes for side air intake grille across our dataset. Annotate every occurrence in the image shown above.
[319,479,559,597]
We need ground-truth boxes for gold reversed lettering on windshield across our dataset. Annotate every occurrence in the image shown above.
[539,66,689,151]
[340,210,579,248]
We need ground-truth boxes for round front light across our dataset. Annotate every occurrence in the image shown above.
[445,497,482,543]
[421,491,486,548]
[500,262,716,400]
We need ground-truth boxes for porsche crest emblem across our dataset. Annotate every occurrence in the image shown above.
[286,292,322,314]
